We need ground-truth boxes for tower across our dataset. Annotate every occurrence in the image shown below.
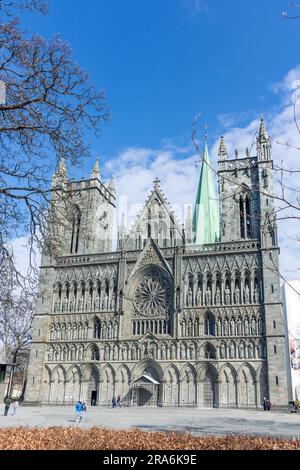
[217,118,289,406]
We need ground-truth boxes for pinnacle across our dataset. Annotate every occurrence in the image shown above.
[218,136,227,160]
[91,158,101,180]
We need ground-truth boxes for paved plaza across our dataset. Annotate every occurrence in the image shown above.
[0,406,300,439]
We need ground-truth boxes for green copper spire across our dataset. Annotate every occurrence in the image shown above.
[192,141,220,244]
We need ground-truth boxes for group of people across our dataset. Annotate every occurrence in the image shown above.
[112,395,122,408]
[75,400,87,423]
[263,397,272,411]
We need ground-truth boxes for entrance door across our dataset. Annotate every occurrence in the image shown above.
[91,390,97,406]
[88,371,99,406]
[138,388,152,406]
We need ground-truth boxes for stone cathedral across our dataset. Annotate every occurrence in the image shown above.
[25,118,289,408]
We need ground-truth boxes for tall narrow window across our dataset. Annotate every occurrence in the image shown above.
[70,205,81,253]
[240,193,251,239]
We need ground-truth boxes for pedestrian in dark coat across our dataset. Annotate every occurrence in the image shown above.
[263,397,267,411]
[3,397,11,416]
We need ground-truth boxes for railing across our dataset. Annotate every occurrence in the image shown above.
[184,240,260,255]
[57,239,260,266]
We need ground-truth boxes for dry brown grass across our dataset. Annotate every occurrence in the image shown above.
[0,427,299,450]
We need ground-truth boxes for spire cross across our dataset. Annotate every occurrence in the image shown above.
[153,177,160,187]
[195,125,208,167]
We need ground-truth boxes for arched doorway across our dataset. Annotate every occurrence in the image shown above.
[88,369,99,406]
[131,362,163,406]
[203,370,215,407]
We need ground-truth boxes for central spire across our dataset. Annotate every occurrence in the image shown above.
[192,140,220,244]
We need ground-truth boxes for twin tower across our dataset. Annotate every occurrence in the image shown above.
[48,116,276,258]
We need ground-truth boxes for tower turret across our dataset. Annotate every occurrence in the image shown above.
[257,116,271,161]
[90,158,101,180]
[218,136,228,160]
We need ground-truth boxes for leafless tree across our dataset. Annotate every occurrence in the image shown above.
[0,249,35,397]
[0,0,109,284]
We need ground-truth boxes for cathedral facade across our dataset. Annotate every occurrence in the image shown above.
[25,119,289,408]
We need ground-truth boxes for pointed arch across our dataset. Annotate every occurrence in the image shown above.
[42,366,52,404]
[238,363,256,406]
[49,365,66,404]
[164,364,180,406]
[180,363,196,406]
[219,364,237,407]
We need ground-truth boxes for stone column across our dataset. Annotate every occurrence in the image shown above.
[215,379,221,407]
[236,379,240,407]
[196,378,202,407]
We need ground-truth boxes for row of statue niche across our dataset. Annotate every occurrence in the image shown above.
[112,340,266,361]
[180,315,264,337]
[49,322,89,341]
[53,292,117,313]
[185,283,260,307]
[47,344,84,362]
[219,341,266,360]
[47,338,266,363]
[216,316,264,336]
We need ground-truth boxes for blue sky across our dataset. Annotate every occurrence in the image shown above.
[14,0,300,279]
[23,0,300,164]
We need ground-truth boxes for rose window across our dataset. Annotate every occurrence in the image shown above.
[134,270,170,317]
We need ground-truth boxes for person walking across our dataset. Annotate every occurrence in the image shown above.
[3,397,11,416]
[263,397,267,411]
[266,399,272,411]
[11,400,18,416]
[75,400,83,423]
[112,396,116,408]
[117,395,121,408]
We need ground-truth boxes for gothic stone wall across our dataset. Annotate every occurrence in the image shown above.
[24,242,286,407]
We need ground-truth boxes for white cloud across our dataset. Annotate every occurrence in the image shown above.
[10,65,300,282]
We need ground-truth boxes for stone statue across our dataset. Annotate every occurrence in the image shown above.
[258,317,264,335]
[254,285,259,303]
[94,296,100,311]
[239,342,245,359]
[225,286,231,305]
[237,317,242,335]
[244,318,249,336]
[224,319,229,336]
[215,287,221,305]
[234,286,240,305]
[48,348,53,361]
[217,318,222,336]
[196,288,202,306]
[244,285,250,304]
[220,343,226,359]
[176,287,181,308]
[187,287,193,307]
[230,318,235,335]
[205,287,212,305]
[248,343,253,359]
[251,318,256,335]
[102,293,108,310]
[229,342,235,359]
[50,324,55,340]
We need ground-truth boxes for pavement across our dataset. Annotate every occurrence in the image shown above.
[1,406,300,439]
